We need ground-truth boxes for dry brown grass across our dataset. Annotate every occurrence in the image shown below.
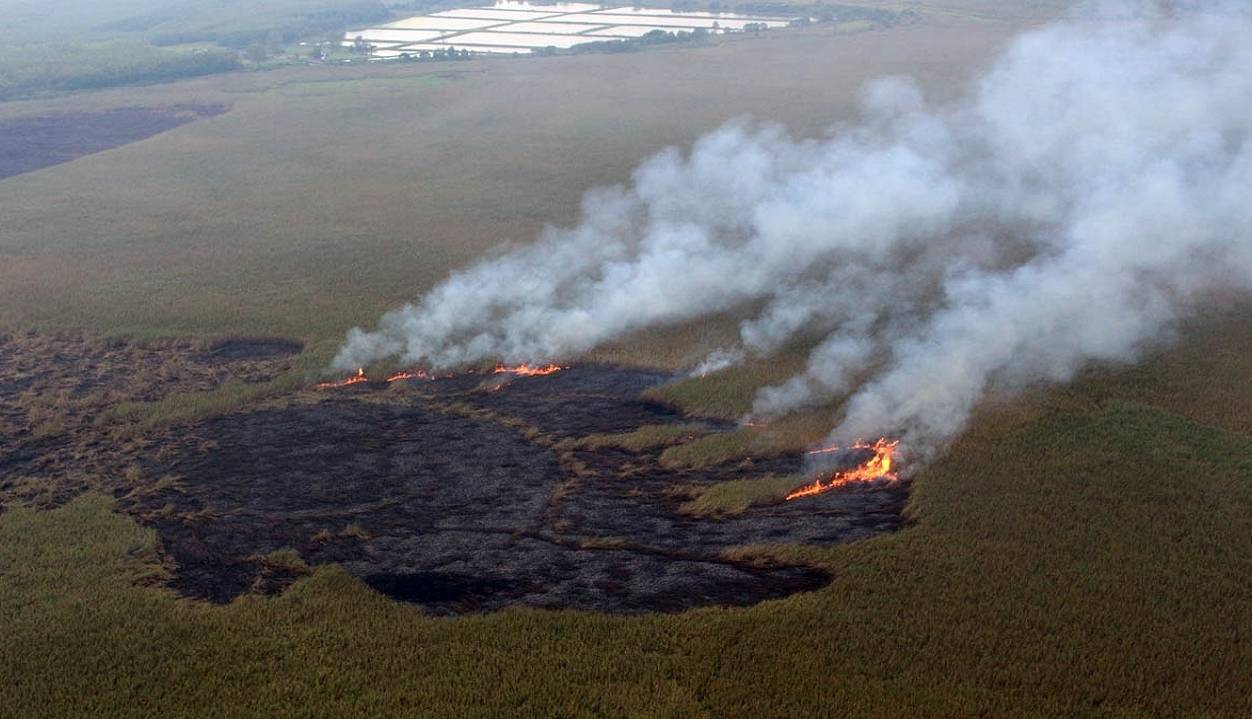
[571,424,711,452]
[4,372,1250,718]
[678,474,805,517]
[0,17,1022,354]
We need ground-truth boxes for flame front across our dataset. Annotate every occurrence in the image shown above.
[787,438,900,500]
[316,368,367,389]
[386,369,431,383]
[493,363,564,377]
[318,364,564,390]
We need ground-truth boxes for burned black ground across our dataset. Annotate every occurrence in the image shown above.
[199,338,304,364]
[0,332,305,508]
[0,104,228,181]
[125,366,908,614]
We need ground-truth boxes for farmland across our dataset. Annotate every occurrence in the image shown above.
[343,2,796,57]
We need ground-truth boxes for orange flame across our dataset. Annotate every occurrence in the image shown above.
[493,363,564,377]
[787,438,900,500]
[316,368,367,389]
[386,369,431,383]
[317,363,563,389]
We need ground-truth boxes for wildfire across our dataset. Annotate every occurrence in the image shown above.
[786,438,901,500]
[386,369,431,383]
[316,363,564,390]
[493,363,564,377]
[316,368,367,389]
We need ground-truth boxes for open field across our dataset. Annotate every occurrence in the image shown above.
[3,316,1250,716]
[0,0,994,99]
[343,2,796,56]
[0,103,227,180]
[0,15,1026,349]
[4,4,1250,716]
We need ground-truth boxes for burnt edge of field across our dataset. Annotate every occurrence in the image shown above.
[0,331,306,508]
[121,365,909,615]
[0,103,230,181]
[0,334,908,615]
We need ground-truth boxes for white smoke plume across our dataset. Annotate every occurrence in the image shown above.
[336,2,1252,459]
[690,348,746,378]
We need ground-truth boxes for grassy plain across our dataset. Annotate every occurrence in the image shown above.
[4,321,1251,717]
[0,15,1025,353]
[4,6,1250,717]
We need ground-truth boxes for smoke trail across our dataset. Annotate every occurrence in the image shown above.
[336,2,1252,459]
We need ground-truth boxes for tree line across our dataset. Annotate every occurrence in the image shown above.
[0,43,241,101]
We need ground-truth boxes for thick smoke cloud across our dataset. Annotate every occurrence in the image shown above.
[336,2,1252,460]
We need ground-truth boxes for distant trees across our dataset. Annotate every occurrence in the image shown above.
[148,1,392,50]
[0,43,243,100]
[571,28,708,56]
[245,42,269,63]
[411,46,473,62]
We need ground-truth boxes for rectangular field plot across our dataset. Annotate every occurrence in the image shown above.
[346,2,800,59]
[492,1,605,11]
[592,7,792,21]
[394,43,535,55]
[494,21,610,34]
[450,31,599,48]
[382,16,510,31]
[583,26,691,38]
[431,8,562,20]
[346,29,452,44]
[558,13,772,29]
[374,47,531,57]
[340,41,407,48]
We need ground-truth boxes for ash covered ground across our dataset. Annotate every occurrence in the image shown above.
[127,366,907,613]
[1,336,907,614]
[0,104,229,181]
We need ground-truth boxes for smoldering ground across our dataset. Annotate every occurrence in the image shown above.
[125,367,908,613]
[1,337,909,613]
[336,2,1252,463]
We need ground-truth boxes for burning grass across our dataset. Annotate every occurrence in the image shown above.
[4,394,1250,718]
[115,365,898,613]
[786,438,900,500]
[3,313,1252,714]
